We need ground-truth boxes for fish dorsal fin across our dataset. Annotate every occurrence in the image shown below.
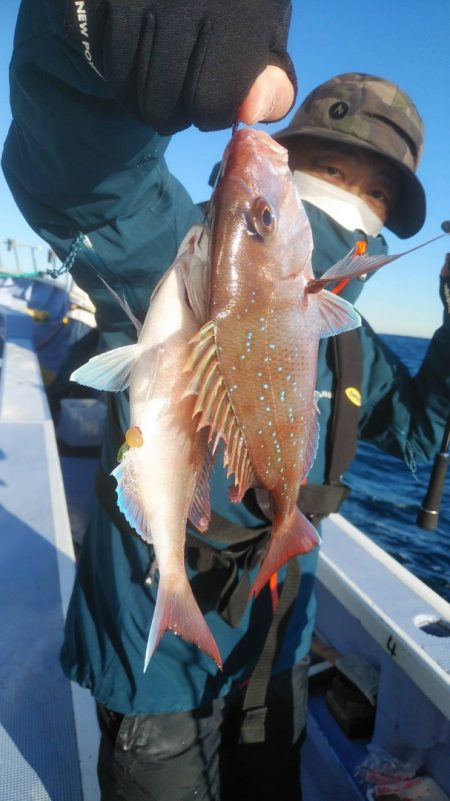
[184,321,256,501]
[317,289,361,339]
[188,439,215,532]
[70,343,141,391]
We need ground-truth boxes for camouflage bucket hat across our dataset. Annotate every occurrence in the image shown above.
[275,73,426,238]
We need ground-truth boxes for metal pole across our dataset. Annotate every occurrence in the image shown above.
[417,221,450,530]
[417,413,450,530]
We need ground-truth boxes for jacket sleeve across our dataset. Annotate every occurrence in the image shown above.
[357,305,450,466]
[65,0,296,135]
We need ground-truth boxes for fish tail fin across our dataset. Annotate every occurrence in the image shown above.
[144,577,223,671]
[249,507,320,599]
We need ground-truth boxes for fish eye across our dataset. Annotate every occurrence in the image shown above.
[249,197,275,238]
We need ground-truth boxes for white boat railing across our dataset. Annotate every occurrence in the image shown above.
[303,513,450,800]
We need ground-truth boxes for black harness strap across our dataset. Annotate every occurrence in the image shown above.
[298,329,363,526]
[298,482,351,520]
[186,522,271,627]
[239,557,301,744]
[327,329,363,483]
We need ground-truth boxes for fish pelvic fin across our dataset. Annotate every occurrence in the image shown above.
[184,321,256,500]
[144,576,223,671]
[71,343,141,391]
[317,290,361,339]
[249,506,320,599]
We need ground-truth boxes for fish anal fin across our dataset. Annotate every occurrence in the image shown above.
[71,343,141,392]
[188,439,215,533]
[249,507,320,598]
[300,412,320,482]
[112,452,153,543]
[144,578,223,671]
[317,290,361,339]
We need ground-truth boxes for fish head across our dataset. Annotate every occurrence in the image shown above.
[209,128,314,307]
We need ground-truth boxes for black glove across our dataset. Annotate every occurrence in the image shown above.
[66,0,296,135]
[440,254,450,319]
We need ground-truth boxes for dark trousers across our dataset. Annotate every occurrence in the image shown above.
[97,660,308,801]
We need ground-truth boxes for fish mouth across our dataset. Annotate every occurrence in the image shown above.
[234,127,288,156]
[220,127,289,177]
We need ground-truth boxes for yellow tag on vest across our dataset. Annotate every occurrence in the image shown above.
[345,386,362,407]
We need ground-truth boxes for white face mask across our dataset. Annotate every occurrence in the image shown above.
[293,171,384,237]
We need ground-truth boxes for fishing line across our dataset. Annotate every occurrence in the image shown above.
[199,121,242,244]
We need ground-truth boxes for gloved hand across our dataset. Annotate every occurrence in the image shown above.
[440,254,450,319]
[66,0,296,135]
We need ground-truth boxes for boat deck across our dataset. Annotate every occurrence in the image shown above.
[0,311,100,801]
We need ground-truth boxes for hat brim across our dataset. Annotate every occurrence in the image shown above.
[274,127,426,239]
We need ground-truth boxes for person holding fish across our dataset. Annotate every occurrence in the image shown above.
[4,0,450,797]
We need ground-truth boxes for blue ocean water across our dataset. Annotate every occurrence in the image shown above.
[340,334,450,603]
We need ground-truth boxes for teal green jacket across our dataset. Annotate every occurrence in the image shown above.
[3,0,450,715]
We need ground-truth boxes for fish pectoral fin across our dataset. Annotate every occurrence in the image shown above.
[306,248,400,294]
[184,321,256,500]
[71,343,141,391]
[306,232,446,294]
[144,577,223,671]
[249,507,320,599]
[316,290,361,339]
[112,452,153,543]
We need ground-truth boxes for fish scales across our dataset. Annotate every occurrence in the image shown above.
[214,284,318,500]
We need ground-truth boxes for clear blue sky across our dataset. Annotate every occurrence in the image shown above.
[1,1,449,337]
